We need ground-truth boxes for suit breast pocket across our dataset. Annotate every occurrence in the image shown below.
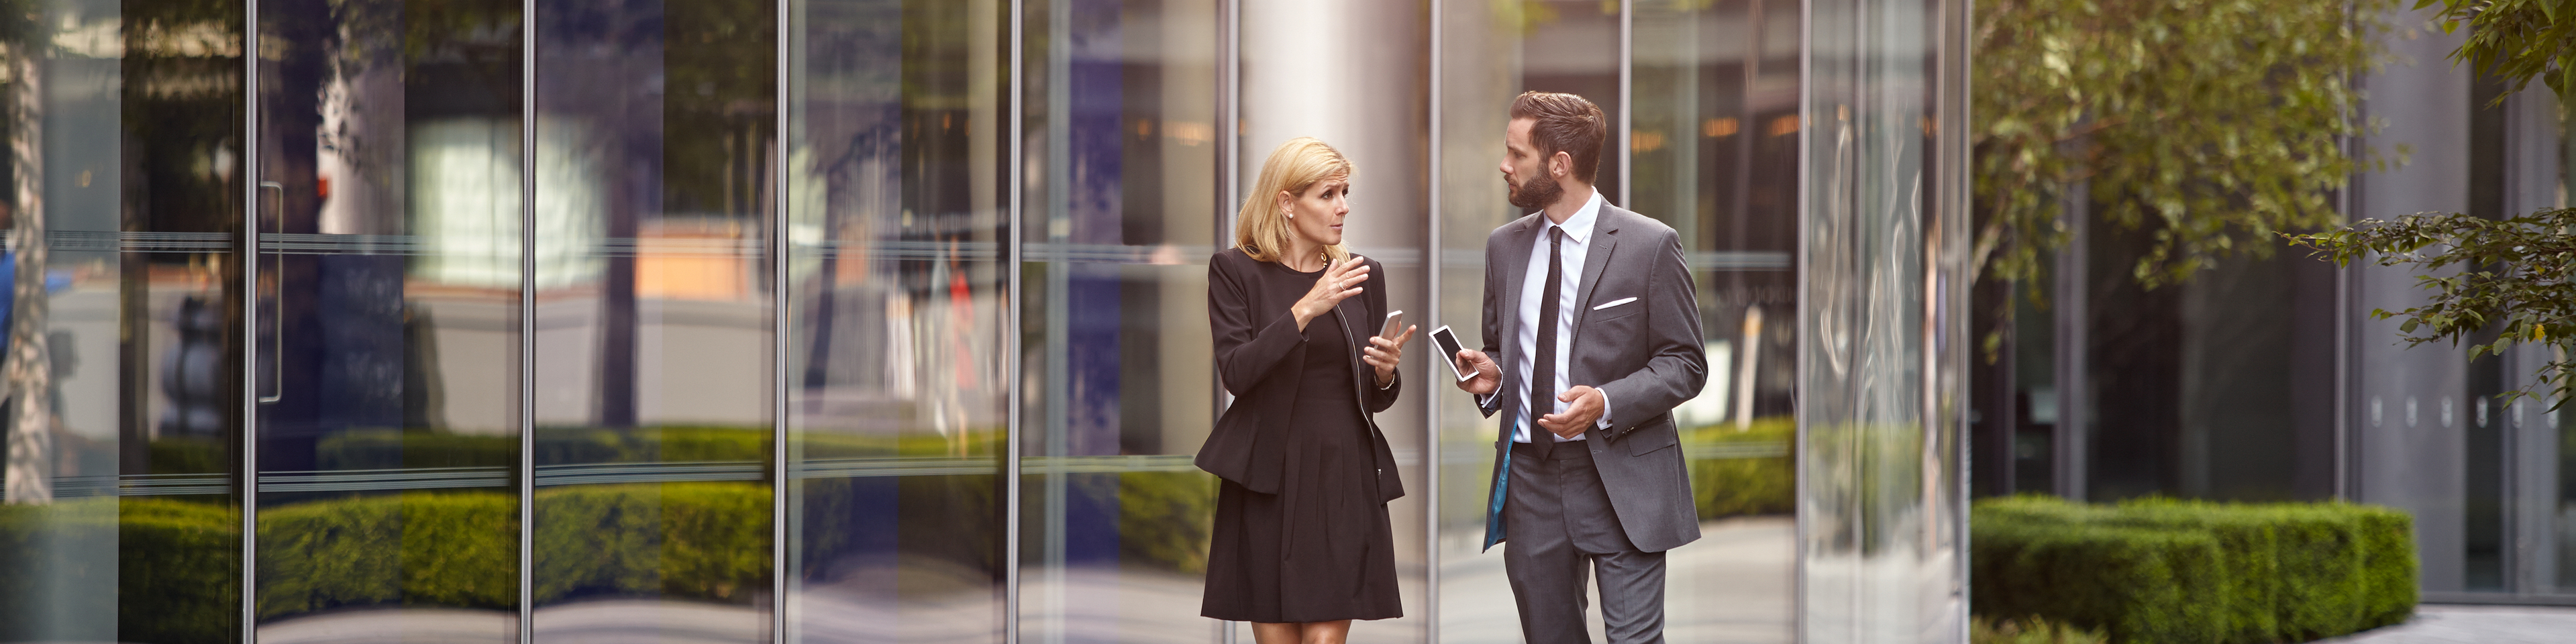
[1586,294,1644,324]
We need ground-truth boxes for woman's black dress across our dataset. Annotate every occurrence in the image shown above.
[1199,252,1403,623]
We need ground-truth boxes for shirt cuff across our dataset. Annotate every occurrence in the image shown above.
[1594,388,1614,429]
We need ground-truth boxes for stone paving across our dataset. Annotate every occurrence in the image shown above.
[2314,604,2576,644]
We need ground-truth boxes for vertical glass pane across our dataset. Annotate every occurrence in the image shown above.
[1020,0,1223,641]
[1799,0,1967,641]
[1433,2,1631,641]
[2564,397,2576,592]
[3,0,246,641]
[531,0,775,639]
[2562,104,2576,594]
[784,0,1009,642]
[1629,1,1797,641]
[252,0,522,637]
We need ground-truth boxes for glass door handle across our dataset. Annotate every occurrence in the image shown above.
[258,180,282,404]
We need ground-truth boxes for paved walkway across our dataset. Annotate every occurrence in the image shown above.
[2316,604,2576,644]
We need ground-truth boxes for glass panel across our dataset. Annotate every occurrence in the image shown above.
[531,0,775,639]
[1433,2,1633,641]
[252,0,522,637]
[1019,0,1225,641]
[2562,102,2576,594]
[2564,400,2576,592]
[1629,1,1797,641]
[2,0,246,641]
[783,0,1009,642]
[1800,0,1967,641]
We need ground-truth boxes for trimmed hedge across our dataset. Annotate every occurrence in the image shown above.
[1684,418,1796,518]
[1973,616,2110,644]
[0,499,239,644]
[5,471,1205,626]
[1117,470,1219,574]
[1972,496,2415,644]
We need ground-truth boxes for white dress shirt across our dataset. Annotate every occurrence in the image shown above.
[1501,189,1614,443]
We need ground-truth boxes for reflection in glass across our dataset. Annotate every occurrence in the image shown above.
[1798,0,1968,641]
[250,0,523,639]
[1018,0,1223,641]
[1627,1,1798,641]
[1433,2,1714,642]
[532,0,774,641]
[0,0,247,639]
[783,0,1009,642]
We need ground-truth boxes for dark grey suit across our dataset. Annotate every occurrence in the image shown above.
[1478,203,1706,643]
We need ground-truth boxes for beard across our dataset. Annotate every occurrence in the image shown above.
[1506,172,1563,210]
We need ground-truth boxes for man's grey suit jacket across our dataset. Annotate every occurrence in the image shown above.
[1476,203,1707,554]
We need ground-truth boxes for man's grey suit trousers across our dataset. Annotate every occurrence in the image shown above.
[1503,441,1666,644]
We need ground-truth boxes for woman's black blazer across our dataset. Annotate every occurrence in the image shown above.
[1194,248,1404,502]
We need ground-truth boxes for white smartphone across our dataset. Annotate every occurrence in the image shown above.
[1380,310,1405,340]
[1429,325,1473,382]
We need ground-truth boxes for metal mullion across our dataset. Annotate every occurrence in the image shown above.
[518,0,537,638]
[1422,1,1442,642]
[770,0,792,637]
[1213,3,1239,641]
[1618,0,1633,207]
[1790,0,1812,640]
[240,0,261,637]
[1004,0,1027,642]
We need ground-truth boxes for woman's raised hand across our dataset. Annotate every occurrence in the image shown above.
[1290,257,1369,330]
[1363,323,1416,386]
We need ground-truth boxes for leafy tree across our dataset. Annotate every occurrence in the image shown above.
[2296,3,2576,405]
[2415,0,2576,104]
[2294,210,2576,407]
[1973,0,2393,291]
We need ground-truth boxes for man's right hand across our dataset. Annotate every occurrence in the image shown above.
[1456,349,1500,395]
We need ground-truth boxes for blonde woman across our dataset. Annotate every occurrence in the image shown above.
[1196,138,1415,643]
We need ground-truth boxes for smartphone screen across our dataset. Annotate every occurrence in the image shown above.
[1429,325,1472,381]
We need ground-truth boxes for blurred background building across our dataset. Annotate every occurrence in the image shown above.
[0,1,1969,643]
[1967,5,2576,606]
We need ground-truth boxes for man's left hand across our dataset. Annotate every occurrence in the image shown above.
[1536,385,1603,439]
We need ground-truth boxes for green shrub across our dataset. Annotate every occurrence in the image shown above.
[256,491,516,617]
[119,500,240,644]
[1973,496,2416,644]
[1684,417,1796,518]
[0,498,240,644]
[531,482,771,603]
[1972,616,2109,644]
[1118,470,1218,574]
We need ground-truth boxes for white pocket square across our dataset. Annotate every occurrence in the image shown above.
[1591,297,1639,311]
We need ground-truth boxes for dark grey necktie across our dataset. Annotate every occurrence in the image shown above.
[1531,225,1564,457]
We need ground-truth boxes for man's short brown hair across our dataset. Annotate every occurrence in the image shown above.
[1510,91,1607,183]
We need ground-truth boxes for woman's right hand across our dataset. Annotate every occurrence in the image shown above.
[1291,258,1369,330]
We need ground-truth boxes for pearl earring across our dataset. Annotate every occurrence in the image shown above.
[1285,209,1294,219]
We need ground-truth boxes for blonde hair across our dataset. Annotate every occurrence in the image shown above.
[1235,137,1354,264]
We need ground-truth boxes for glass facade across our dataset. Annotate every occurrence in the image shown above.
[1,0,1971,643]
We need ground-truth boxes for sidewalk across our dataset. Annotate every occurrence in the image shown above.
[2314,604,2576,644]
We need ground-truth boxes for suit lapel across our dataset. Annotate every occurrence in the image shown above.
[1574,207,1622,323]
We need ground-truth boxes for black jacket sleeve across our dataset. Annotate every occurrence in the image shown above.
[1208,252,1308,396]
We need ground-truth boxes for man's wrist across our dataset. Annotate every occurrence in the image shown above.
[1593,388,1614,429]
